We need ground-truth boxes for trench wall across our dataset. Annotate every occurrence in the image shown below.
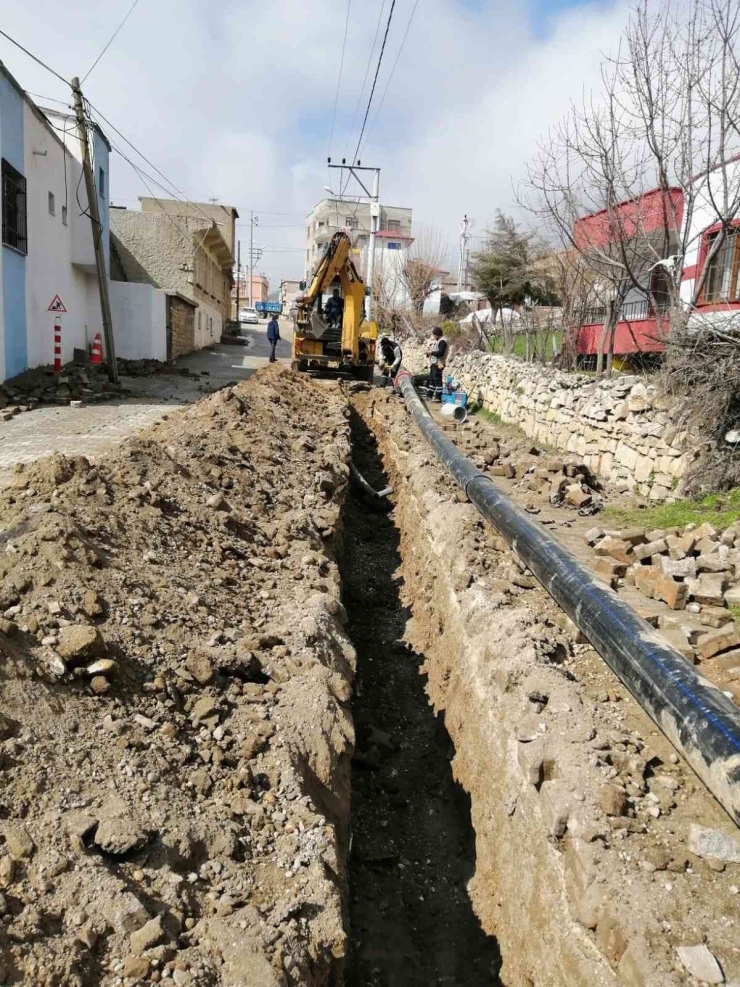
[401,343,697,500]
[359,388,739,987]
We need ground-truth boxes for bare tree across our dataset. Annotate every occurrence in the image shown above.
[399,224,449,316]
[521,0,740,376]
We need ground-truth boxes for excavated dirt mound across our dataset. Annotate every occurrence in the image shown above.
[0,367,355,987]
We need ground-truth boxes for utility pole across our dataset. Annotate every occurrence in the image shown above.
[249,211,259,307]
[327,161,380,321]
[457,214,471,291]
[235,241,241,319]
[71,77,118,383]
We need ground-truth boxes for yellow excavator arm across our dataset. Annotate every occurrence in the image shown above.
[293,231,377,378]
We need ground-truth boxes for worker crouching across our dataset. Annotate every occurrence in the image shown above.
[378,336,403,388]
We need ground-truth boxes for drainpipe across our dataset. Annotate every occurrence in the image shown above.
[395,370,740,826]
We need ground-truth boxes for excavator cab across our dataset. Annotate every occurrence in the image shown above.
[292,231,377,381]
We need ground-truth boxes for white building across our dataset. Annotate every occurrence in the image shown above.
[0,62,111,383]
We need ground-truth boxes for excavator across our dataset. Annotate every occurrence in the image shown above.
[292,231,377,381]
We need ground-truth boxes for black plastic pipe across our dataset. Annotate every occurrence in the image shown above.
[395,370,740,825]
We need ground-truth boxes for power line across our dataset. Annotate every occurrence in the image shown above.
[342,0,387,164]
[349,0,397,168]
[82,0,143,84]
[0,28,70,87]
[85,100,214,226]
[359,0,420,156]
[327,0,352,160]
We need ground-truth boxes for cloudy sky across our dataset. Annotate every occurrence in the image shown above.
[1,0,633,286]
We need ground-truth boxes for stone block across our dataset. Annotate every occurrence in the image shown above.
[616,527,646,545]
[595,537,632,565]
[696,555,729,573]
[698,606,734,628]
[724,584,740,606]
[659,556,697,580]
[584,526,605,546]
[688,823,740,863]
[696,624,740,659]
[690,572,727,605]
[634,455,653,482]
[633,539,667,561]
[627,383,651,412]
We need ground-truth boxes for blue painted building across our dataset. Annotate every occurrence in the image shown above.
[0,61,111,383]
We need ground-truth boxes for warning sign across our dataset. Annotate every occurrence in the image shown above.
[47,295,67,313]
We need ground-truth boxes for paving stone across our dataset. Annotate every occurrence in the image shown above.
[676,944,723,984]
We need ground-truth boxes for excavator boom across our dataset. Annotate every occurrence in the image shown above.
[292,231,377,379]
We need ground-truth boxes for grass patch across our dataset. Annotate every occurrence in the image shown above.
[487,331,562,361]
[604,487,740,532]
[469,404,503,426]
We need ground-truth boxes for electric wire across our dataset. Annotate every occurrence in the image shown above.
[85,100,214,226]
[0,28,70,86]
[327,0,352,160]
[349,0,396,169]
[341,0,387,164]
[82,0,143,84]
[359,0,420,156]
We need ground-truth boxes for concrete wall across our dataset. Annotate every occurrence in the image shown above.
[404,344,696,500]
[109,281,167,361]
[23,102,99,370]
[0,70,27,381]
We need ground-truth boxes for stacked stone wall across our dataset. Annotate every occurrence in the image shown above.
[403,345,696,500]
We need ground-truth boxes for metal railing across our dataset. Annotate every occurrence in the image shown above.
[575,295,671,326]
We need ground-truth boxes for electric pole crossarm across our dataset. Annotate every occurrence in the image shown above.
[71,76,118,384]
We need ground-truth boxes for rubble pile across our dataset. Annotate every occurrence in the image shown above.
[449,420,601,510]
[0,366,354,986]
[587,520,740,689]
[0,363,124,416]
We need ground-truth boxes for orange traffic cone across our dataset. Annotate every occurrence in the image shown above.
[90,332,103,366]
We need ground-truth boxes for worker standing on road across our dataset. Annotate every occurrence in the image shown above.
[267,315,281,363]
[427,326,449,392]
[378,336,403,387]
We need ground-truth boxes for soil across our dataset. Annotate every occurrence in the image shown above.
[341,410,502,987]
[0,366,355,986]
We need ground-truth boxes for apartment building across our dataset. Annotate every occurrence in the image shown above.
[305,198,413,279]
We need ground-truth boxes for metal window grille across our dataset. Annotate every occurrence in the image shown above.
[386,219,401,231]
[2,159,28,254]
[703,231,739,302]
[345,216,358,228]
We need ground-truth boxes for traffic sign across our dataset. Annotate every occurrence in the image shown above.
[48,295,67,313]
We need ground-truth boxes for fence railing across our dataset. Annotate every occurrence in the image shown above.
[575,294,671,326]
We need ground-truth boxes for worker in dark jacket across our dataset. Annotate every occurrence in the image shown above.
[324,289,344,328]
[427,326,449,391]
[378,336,403,387]
[266,315,280,363]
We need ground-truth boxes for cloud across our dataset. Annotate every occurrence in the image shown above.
[0,0,632,285]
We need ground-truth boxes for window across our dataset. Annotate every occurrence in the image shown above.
[702,228,740,302]
[98,166,105,198]
[48,191,56,216]
[62,205,68,226]
[345,216,358,229]
[2,159,27,254]
[386,219,401,232]
[387,241,401,250]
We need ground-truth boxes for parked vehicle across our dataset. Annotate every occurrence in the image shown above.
[239,307,259,325]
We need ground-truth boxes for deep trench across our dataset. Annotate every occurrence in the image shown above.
[340,407,502,987]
